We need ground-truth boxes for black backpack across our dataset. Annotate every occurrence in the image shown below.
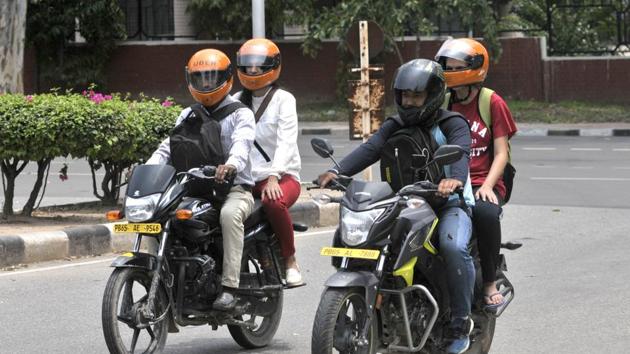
[380,110,464,192]
[169,101,247,200]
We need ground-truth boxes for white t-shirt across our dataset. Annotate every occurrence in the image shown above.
[234,88,301,182]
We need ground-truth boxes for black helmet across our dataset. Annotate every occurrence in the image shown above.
[393,59,446,128]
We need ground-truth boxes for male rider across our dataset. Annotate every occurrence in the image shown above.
[147,49,256,311]
[318,59,476,354]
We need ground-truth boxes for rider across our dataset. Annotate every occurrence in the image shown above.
[234,38,304,286]
[318,59,476,354]
[435,38,518,309]
[146,49,256,311]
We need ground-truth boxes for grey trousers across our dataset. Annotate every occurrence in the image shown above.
[219,185,254,288]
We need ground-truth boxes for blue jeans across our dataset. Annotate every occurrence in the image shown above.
[438,206,475,319]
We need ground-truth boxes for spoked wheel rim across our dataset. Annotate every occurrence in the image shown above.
[104,269,169,354]
[333,293,369,354]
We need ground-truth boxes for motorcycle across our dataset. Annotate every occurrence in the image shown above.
[309,138,520,354]
[101,164,306,353]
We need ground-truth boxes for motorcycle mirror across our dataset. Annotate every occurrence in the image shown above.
[311,138,334,158]
[431,145,464,167]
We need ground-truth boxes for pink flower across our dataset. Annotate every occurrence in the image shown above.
[82,90,87,96]
[26,95,34,102]
[161,100,173,107]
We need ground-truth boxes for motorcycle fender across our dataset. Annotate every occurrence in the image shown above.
[325,271,379,308]
[110,252,157,270]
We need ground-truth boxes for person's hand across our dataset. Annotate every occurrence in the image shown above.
[318,171,338,188]
[475,185,498,204]
[262,176,283,201]
[436,178,463,198]
[215,164,236,183]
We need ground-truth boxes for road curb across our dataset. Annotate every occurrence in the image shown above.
[0,201,340,269]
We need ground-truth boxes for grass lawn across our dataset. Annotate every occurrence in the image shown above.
[297,100,630,123]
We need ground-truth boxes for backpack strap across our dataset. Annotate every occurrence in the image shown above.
[477,87,494,135]
[209,101,248,121]
[254,86,278,122]
[249,87,279,163]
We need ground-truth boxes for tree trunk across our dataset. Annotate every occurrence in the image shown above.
[21,158,51,216]
[0,0,28,94]
[1,159,28,217]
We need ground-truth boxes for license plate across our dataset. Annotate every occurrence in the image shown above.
[113,223,162,234]
[320,247,380,260]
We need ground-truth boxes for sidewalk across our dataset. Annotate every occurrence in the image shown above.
[0,187,340,268]
[299,121,630,137]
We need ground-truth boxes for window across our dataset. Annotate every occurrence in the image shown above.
[119,0,174,40]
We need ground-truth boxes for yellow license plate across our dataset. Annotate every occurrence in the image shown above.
[320,247,380,260]
[113,223,162,234]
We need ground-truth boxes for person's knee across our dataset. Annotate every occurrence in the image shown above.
[440,235,470,260]
[262,197,287,210]
[220,207,246,227]
[473,201,501,222]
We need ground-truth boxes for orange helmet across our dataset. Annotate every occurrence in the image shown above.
[236,38,281,91]
[435,38,489,88]
[185,49,233,106]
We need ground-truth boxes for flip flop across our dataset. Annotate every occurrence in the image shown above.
[483,292,506,311]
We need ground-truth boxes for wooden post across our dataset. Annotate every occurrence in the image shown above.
[359,21,372,181]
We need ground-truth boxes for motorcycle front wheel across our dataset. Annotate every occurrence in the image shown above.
[311,287,377,354]
[102,268,169,354]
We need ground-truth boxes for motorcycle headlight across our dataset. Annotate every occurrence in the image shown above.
[125,194,160,222]
[340,207,385,246]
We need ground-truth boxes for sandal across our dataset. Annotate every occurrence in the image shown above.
[483,292,506,311]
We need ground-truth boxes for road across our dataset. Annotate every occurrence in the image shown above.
[1,203,630,353]
[1,133,630,353]
[3,135,630,209]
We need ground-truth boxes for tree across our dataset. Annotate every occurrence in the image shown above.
[187,0,310,39]
[0,0,28,94]
[26,0,126,90]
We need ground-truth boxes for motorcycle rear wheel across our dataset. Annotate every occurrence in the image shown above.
[311,287,377,354]
[228,252,284,348]
[102,268,169,354]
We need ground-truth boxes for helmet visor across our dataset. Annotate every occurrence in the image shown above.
[185,68,231,93]
[236,54,279,75]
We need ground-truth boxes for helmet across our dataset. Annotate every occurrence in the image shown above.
[236,38,281,91]
[435,38,489,88]
[185,49,233,107]
[393,59,447,128]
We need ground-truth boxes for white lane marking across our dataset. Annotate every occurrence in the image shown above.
[612,148,630,152]
[522,147,557,151]
[296,229,336,238]
[531,177,630,181]
[570,148,602,151]
[613,166,630,170]
[0,229,338,277]
[533,165,556,168]
[569,166,594,169]
[0,259,112,277]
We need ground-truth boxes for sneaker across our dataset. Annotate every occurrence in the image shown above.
[285,267,303,287]
[446,317,474,354]
[212,290,237,311]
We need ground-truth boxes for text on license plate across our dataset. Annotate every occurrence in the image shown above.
[113,223,162,234]
[320,247,380,260]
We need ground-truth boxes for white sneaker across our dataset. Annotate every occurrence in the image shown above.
[285,267,303,287]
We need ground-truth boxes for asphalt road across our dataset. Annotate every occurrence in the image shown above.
[1,202,630,353]
[3,135,630,209]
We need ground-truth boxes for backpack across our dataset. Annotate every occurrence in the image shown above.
[444,88,516,203]
[380,110,462,192]
[169,101,247,201]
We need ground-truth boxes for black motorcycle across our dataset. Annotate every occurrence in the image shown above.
[101,164,305,353]
[309,138,520,354]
